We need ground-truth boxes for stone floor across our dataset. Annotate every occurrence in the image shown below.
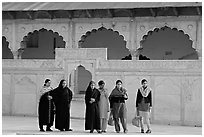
[2,116,202,135]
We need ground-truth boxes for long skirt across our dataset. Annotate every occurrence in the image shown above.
[38,93,55,127]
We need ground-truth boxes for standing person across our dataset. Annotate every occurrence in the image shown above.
[98,80,109,133]
[136,79,152,133]
[38,79,55,132]
[50,79,73,131]
[109,80,128,133]
[85,81,101,133]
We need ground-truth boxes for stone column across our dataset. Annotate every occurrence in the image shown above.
[70,20,76,48]
[75,68,78,94]
[196,20,202,60]
[128,19,137,60]
[11,22,22,59]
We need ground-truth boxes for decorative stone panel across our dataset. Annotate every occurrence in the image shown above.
[2,74,12,115]
[154,76,181,123]
[13,75,37,115]
[181,76,202,126]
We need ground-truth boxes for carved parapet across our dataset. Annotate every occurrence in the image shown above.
[55,48,107,61]
[97,60,202,72]
[2,59,63,69]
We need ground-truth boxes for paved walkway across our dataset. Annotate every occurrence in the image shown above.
[2,116,202,135]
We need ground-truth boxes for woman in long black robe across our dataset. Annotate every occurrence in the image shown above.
[85,81,101,133]
[38,79,55,132]
[50,79,73,131]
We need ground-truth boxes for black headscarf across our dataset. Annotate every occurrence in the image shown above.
[43,79,50,86]
[86,81,95,92]
[58,79,66,89]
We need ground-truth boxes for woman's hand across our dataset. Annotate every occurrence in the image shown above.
[47,95,52,100]
[91,98,95,102]
[149,107,152,113]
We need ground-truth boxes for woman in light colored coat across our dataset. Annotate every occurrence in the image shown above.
[98,80,110,133]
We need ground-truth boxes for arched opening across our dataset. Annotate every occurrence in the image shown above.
[2,36,13,59]
[69,65,92,94]
[20,28,65,59]
[79,27,130,60]
[138,26,198,60]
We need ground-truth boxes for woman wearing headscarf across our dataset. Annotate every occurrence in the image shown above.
[85,81,101,133]
[109,80,128,133]
[98,80,109,133]
[50,79,73,131]
[38,79,55,132]
[136,79,152,133]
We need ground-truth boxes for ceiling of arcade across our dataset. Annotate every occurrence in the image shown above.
[3,6,202,19]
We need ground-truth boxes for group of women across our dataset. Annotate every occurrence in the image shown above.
[38,78,152,134]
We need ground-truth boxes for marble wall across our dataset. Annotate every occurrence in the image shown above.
[2,57,201,126]
[2,16,202,126]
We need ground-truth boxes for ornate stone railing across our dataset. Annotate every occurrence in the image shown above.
[96,60,202,72]
[55,48,107,60]
[2,59,63,69]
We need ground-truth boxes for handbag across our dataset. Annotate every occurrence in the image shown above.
[132,116,142,127]
[108,112,114,126]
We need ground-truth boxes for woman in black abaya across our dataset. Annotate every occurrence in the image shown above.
[85,81,101,133]
[50,79,73,131]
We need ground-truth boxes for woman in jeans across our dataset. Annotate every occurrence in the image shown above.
[136,79,152,133]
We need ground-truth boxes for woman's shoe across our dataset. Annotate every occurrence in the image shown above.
[97,130,102,133]
[146,129,151,133]
[102,130,106,133]
[65,129,73,131]
[58,128,64,131]
[141,129,144,133]
[46,128,53,131]
[90,130,93,133]
[40,129,45,132]
[124,129,128,133]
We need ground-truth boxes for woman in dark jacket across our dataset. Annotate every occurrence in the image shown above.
[85,81,101,133]
[38,79,55,132]
[50,79,73,131]
[109,80,128,133]
[136,79,152,134]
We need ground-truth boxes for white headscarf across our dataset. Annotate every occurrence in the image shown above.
[139,86,151,97]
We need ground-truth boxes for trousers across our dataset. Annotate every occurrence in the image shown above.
[112,103,127,132]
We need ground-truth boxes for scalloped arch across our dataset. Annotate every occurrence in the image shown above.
[140,26,193,45]
[20,28,66,59]
[138,26,198,60]
[2,36,13,59]
[21,28,66,49]
[79,26,130,60]
[79,26,126,44]
[69,64,92,94]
